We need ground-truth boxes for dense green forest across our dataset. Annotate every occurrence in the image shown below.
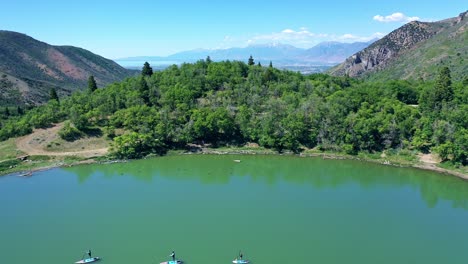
[0,59,466,165]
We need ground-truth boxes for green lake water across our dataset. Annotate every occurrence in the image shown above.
[1,155,468,264]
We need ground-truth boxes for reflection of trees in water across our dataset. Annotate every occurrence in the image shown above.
[65,155,468,209]
[71,164,96,184]
[418,174,468,209]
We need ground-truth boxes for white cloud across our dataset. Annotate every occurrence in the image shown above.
[373,12,420,23]
[213,35,237,50]
[244,28,385,47]
[341,34,357,40]
[336,32,385,42]
[247,28,316,45]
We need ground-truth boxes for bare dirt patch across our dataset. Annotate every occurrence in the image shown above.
[16,123,109,158]
[48,48,87,80]
[416,153,467,180]
[418,153,440,164]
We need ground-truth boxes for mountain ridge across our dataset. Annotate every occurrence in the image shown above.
[116,40,376,67]
[0,30,136,105]
[329,11,468,81]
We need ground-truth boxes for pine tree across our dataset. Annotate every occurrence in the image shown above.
[248,55,255,66]
[139,77,150,105]
[434,66,453,104]
[4,107,10,117]
[88,76,97,93]
[257,62,262,67]
[206,56,212,64]
[142,62,153,77]
[419,66,454,114]
[17,106,24,115]
[269,61,273,68]
[49,87,59,102]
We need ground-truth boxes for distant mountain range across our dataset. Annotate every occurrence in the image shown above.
[330,11,468,81]
[0,31,136,105]
[116,40,376,73]
[4,10,465,107]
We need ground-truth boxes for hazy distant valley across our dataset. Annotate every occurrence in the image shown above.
[115,40,375,73]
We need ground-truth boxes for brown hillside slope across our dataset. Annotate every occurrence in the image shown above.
[0,30,136,105]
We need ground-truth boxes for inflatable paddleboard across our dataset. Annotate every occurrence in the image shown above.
[160,261,183,264]
[75,257,100,263]
[232,259,249,264]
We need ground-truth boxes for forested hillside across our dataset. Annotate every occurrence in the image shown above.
[0,59,466,165]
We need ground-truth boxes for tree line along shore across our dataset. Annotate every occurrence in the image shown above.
[0,58,466,176]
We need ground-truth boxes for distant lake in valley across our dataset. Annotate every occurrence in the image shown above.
[1,155,468,264]
[115,60,179,70]
[114,59,333,73]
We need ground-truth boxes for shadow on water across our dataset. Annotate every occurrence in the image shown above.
[65,154,468,210]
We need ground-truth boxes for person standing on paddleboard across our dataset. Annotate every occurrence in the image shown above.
[87,250,92,258]
[170,251,175,261]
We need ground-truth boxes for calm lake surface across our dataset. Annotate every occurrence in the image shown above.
[1,155,468,264]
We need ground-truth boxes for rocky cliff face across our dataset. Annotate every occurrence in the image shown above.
[329,11,468,79]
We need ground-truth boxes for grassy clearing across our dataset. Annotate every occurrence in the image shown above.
[0,159,21,172]
[0,122,112,176]
[0,155,92,176]
[0,138,24,161]
[302,148,418,166]
[0,138,24,173]
[359,149,418,166]
[45,136,110,152]
[438,162,468,176]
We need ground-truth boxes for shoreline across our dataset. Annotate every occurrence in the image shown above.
[193,148,468,181]
[2,148,467,181]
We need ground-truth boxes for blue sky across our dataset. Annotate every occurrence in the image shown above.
[1,0,466,59]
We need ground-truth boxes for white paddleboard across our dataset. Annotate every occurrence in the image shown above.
[75,257,100,264]
[160,261,183,264]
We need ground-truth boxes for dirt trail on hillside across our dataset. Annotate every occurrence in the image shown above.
[16,123,108,158]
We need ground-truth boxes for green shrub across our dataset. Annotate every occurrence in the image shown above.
[58,121,83,141]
